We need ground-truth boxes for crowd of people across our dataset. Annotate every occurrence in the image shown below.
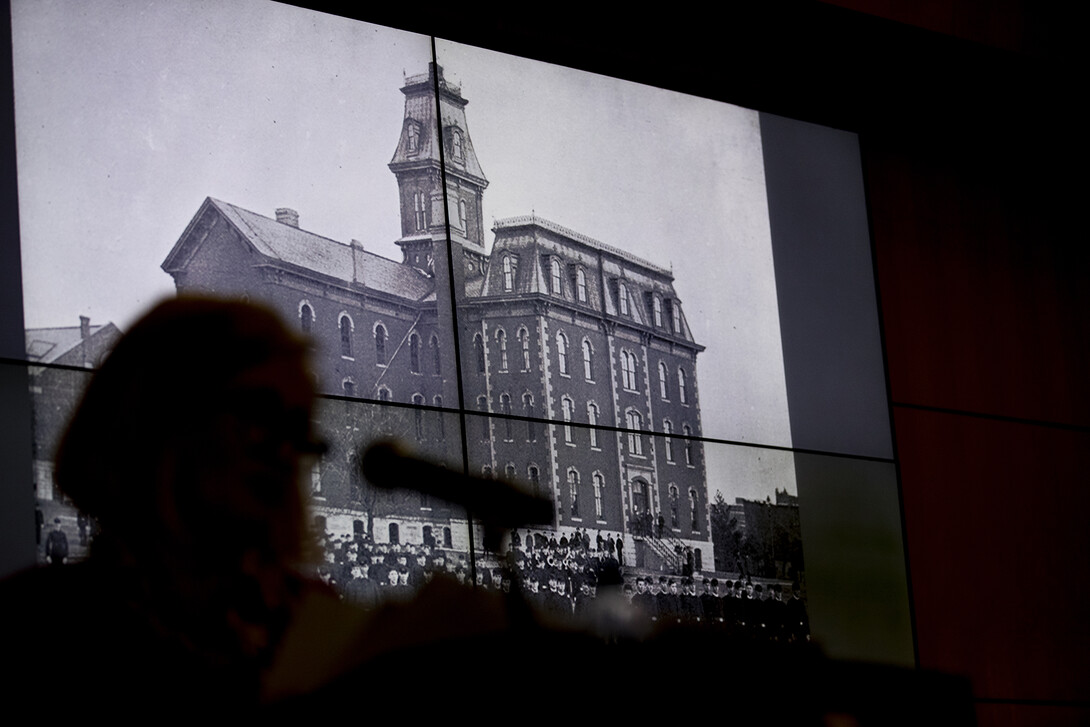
[314,525,809,644]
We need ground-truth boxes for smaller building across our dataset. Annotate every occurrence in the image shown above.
[26,317,121,500]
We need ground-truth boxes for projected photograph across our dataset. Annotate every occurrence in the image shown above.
[12,1,806,640]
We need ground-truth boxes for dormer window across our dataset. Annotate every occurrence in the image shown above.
[406,121,420,154]
[550,258,562,295]
[618,282,629,316]
[672,299,682,334]
[450,127,464,161]
[502,255,517,292]
[576,268,588,303]
[652,296,663,327]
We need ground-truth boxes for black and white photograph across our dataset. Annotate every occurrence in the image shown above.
[12,0,808,646]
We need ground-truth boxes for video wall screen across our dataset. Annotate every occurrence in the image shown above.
[6,0,911,664]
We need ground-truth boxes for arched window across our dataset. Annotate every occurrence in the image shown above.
[459,199,468,232]
[663,419,674,462]
[339,314,353,358]
[474,333,485,373]
[587,403,599,448]
[576,268,588,303]
[568,469,580,517]
[374,323,387,365]
[518,327,530,371]
[653,296,663,327]
[689,489,699,530]
[528,465,540,496]
[409,333,421,373]
[496,329,508,371]
[430,334,441,375]
[451,128,464,160]
[300,302,314,333]
[582,339,593,381]
[683,424,694,465]
[557,332,569,375]
[678,367,688,404]
[658,361,669,400]
[434,395,445,440]
[618,282,629,315]
[406,121,419,153]
[592,473,603,519]
[502,255,515,292]
[631,478,648,515]
[672,300,682,334]
[377,386,391,402]
[550,259,562,295]
[342,379,355,398]
[626,410,643,456]
[501,393,512,441]
[477,395,489,440]
[562,397,574,444]
[505,463,517,481]
[523,393,536,441]
[412,394,425,439]
[669,485,679,528]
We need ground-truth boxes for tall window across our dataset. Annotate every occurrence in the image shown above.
[505,463,517,481]
[557,332,569,375]
[451,128,464,160]
[568,469,580,517]
[412,394,425,439]
[576,268,587,302]
[562,397,574,444]
[431,334,441,375]
[587,403,599,448]
[414,191,426,230]
[689,489,698,530]
[300,303,314,333]
[477,396,488,440]
[626,410,643,456]
[678,367,688,404]
[669,485,679,528]
[621,351,637,391]
[663,419,674,462]
[672,300,682,333]
[496,329,508,371]
[474,333,485,373]
[339,315,353,358]
[524,393,536,441]
[683,424,693,465]
[406,121,419,153]
[550,259,562,295]
[458,199,468,232]
[502,255,515,291]
[528,465,540,496]
[518,327,530,371]
[593,473,603,519]
[409,333,421,373]
[653,296,663,327]
[434,395,445,440]
[658,361,669,399]
[374,324,387,365]
[618,282,629,315]
[582,339,593,380]
[501,393,512,441]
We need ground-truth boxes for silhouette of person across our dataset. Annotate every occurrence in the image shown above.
[2,296,326,712]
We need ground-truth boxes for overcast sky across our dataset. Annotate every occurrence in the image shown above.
[12,0,796,501]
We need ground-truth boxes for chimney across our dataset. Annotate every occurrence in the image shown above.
[275,207,299,228]
[79,315,91,368]
[351,239,365,284]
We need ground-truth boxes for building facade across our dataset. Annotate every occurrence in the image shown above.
[162,63,712,565]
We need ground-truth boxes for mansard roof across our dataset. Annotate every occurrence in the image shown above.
[163,198,435,302]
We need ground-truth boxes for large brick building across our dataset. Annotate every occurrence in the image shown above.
[162,63,711,566]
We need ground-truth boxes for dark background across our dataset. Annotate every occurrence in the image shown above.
[3,2,1085,723]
